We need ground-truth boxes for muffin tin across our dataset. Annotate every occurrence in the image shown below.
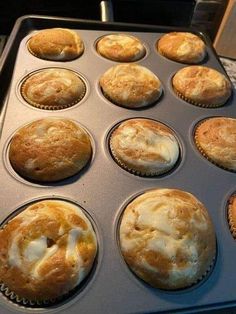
[0,15,235,313]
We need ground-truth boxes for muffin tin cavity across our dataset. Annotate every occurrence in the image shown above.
[19,68,88,110]
[156,32,207,65]
[0,197,99,309]
[171,66,232,108]
[193,116,236,172]
[27,28,84,61]
[99,63,163,109]
[95,33,146,62]
[4,118,95,186]
[116,188,217,291]
[108,118,182,177]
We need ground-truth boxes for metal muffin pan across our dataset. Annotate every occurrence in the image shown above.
[0,15,235,314]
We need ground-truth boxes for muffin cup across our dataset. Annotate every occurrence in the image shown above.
[20,79,86,110]
[194,123,236,173]
[173,86,225,108]
[227,194,236,238]
[0,282,58,307]
[109,136,175,177]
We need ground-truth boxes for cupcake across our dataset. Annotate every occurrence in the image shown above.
[27,28,84,61]
[110,118,180,176]
[96,33,146,62]
[172,66,232,107]
[157,32,206,64]
[119,188,216,290]
[228,194,236,237]
[9,118,92,182]
[194,117,236,172]
[0,199,97,302]
[99,63,162,108]
[21,68,86,110]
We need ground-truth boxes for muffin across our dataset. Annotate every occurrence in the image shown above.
[194,117,236,172]
[110,118,180,176]
[119,188,216,290]
[9,118,92,182]
[27,28,84,61]
[100,63,162,108]
[0,199,97,302]
[157,32,206,64]
[228,194,236,237]
[96,33,146,62]
[21,68,86,110]
[172,66,232,107]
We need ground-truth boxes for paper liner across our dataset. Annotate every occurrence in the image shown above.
[20,78,86,111]
[194,124,236,173]
[109,135,175,177]
[173,86,225,108]
[227,194,236,238]
[0,282,59,307]
[189,256,216,288]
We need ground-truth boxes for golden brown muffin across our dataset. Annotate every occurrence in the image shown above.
[119,188,216,290]
[0,199,97,301]
[172,66,232,107]
[99,63,162,108]
[28,28,84,61]
[21,68,86,110]
[157,32,206,64]
[96,33,146,62]
[228,194,236,237]
[194,117,236,171]
[110,118,180,176]
[9,118,92,182]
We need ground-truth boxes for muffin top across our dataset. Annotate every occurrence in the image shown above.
[100,63,162,108]
[172,66,232,107]
[9,118,92,182]
[21,68,86,110]
[157,32,206,64]
[97,33,146,62]
[28,28,84,61]
[110,119,180,176]
[195,117,236,171]
[119,188,216,290]
[0,200,97,301]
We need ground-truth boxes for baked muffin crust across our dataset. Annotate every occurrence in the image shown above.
[100,63,162,108]
[119,188,216,290]
[97,33,146,62]
[110,118,180,175]
[228,195,236,237]
[0,200,97,301]
[28,28,84,61]
[157,32,206,64]
[21,68,86,110]
[9,118,92,182]
[172,66,232,107]
[195,117,236,171]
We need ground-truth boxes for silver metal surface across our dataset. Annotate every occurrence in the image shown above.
[100,0,114,22]
[0,16,235,314]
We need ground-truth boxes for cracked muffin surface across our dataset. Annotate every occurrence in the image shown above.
[9,118,92,182]
[0,199,97,301]
[119,188,216,290]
